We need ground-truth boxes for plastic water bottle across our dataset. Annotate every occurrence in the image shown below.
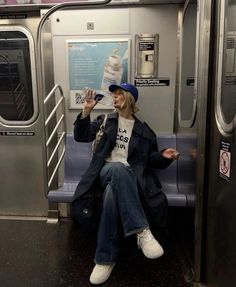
[95,91,114,107]
[80,87,114,107]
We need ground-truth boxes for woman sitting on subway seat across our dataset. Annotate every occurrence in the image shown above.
[72,83,180,285]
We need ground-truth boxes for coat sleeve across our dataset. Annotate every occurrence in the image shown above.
[73,112,105,142]
[143,123,173,169]
[149,148,173,169]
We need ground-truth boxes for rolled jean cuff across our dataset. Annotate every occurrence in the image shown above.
[125,226,149,237]
[94,260,116,265]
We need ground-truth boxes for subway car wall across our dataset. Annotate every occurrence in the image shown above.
[50,5,179,134]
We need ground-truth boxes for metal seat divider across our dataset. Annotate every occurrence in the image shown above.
[43,85,66,223]
[43,84,66,192]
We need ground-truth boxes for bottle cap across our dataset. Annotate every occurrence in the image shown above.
[94,94,104,102]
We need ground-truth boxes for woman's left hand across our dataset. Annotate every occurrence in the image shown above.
[162,148,180,160]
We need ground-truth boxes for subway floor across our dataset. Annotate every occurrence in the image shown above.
[0,215,193,287]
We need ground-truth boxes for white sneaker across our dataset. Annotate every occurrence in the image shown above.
[89,263,115,285]
[137,229,164,259]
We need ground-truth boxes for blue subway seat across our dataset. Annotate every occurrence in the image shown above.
[48,134,195,207]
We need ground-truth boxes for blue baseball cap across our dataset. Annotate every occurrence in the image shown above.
[109,83,139,102]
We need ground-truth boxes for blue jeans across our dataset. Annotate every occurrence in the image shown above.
[95,162,149,264]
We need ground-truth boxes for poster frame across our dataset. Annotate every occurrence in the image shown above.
[66,38,131,110]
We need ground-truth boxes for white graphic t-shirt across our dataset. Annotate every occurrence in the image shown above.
[106,116,135,166]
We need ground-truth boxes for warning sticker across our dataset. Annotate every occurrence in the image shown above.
[219,141,231,181]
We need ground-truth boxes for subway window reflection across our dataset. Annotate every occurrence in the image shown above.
[0,31,34,121]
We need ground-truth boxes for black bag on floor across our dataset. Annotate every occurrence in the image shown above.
[71,193,102,231]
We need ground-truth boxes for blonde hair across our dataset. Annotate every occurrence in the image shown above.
[113,89,139,113]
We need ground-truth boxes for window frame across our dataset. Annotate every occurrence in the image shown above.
[215,0,236,136]
[178,2,198,128]
[0,26,38,126]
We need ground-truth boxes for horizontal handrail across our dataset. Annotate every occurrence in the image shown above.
[43,84,66,196]
[44,84,64,105]
[46,114,65,147]
[48,146,66,189]
[44,84,64,130]
[45,97,63,127]
[47,131,66,168]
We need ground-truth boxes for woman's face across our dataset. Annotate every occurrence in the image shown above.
[112,89,126,110]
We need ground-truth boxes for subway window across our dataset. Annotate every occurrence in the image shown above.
[0,30,35,122]
[179,2,197,126]
[221,1,236,124]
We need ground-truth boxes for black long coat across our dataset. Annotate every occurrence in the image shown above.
[73,112,173,228]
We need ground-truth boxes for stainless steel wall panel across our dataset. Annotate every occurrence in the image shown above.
[0,14,53,216]
[205,0,236,286]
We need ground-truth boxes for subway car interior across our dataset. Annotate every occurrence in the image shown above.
[0,0,236,286]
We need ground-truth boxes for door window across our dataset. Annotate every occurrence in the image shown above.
[0,28,37,124]
[221,1,236,124]
[216,0,236,134]
[179,2,197,127]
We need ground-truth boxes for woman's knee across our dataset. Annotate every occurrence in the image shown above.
[106,162,129,176]
[100,162,135,191]
[100,162,128,183]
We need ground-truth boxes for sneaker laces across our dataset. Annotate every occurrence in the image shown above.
[95,264,114,271]
[137,229,153,249]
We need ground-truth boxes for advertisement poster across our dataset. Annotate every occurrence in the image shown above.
[67,39,130,109]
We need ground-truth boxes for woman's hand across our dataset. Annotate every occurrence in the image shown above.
[162,148,180,160]
[82,89,97,118]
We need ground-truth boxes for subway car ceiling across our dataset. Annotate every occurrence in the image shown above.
[0,0,188,12]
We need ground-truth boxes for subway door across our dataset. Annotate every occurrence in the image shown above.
[175,5,198,279]
[176,0,214,283]
[205,1,236,286]
[0,24,48,216]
